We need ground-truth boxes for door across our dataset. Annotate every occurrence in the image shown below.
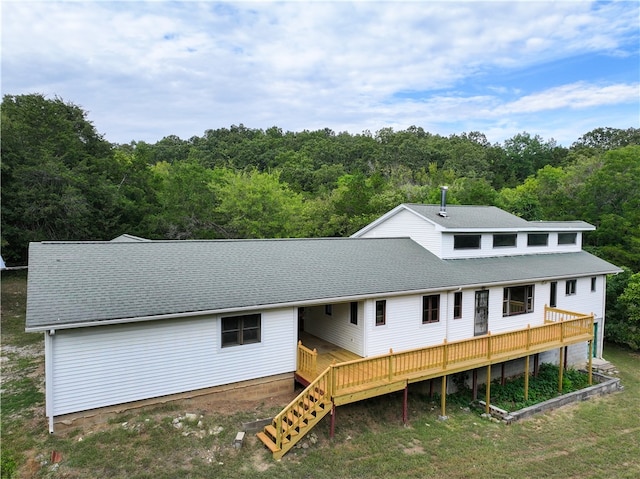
[474,290,489,336]
[549,281,557,308]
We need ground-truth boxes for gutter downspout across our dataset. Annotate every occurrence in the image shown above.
[45,330,55,433]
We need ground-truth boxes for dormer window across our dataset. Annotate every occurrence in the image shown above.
[493,234,517,248]
[527,233,548,247]
[558,233,577,245]
[454,235,481,250]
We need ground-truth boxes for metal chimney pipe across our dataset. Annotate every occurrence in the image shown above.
[439,186,448,217]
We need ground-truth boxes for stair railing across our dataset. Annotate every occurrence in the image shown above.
[272,365,333,450]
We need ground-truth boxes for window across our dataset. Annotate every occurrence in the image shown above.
[565,279,577,296]
[422,295,440,323]
[550,281,557,308]
[454,235,481,250]
[325,304,332,316]
[375,300,386,326]
[350,302,358,325]
[493,234,517,248]
[558,233,577,245]
[503,285,534,316]
[591,277,597,292]
[527,233,548,247]
[453,291,463,319]
[221,314,261,347]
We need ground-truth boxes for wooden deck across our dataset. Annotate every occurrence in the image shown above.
[261,307,595,459]
[296,333,361,384]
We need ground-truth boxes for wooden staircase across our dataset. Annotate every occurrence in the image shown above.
[258,308,594,459]
[257,367,333,459]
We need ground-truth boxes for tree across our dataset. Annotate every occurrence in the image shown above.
[495,132,565,188]
[605,268,640,350]
[572,127,640,152]
[618,272,640,350]
[147,160,223,239]
[209,168,310,238]
[1,94,116,264]
[579,146,640,271]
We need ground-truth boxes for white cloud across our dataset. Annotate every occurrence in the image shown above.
[2,1,638,145]
[502,82,640,113]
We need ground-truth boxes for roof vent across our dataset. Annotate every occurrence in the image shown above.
[438,186,449,217]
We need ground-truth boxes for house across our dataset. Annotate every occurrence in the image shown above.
[25,201,620,453]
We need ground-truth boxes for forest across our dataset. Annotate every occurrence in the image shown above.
[2,93,639,349]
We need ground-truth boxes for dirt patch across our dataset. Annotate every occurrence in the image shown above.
[402,438,425,455]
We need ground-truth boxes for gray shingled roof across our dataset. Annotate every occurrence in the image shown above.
[444,252,620,285]
[403,204,531,229]
[526,221,594,230]
[26,238,457,330]
[26,238,620,331]
[402,204,594,231]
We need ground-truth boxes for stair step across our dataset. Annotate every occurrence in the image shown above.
[256,431,280,453]
[267,423,294,441]
[265,424,278,440]
[304,392,326,407]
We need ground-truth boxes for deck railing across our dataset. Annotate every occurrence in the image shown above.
[544,306,589,323]
[297,308,593,395]
[276,308,593,456]
[296,341,318,380]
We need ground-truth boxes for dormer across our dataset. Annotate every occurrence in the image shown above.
[352,203,594,259]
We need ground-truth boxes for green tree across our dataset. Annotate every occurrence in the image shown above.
[495,132,565,188]
[210,168,310,238]
[147,160,223,239]
[572,127,640,152]
[579,146,640,270]
[606,268,640,350]
[618,272,640,349]
[1,94,116,264]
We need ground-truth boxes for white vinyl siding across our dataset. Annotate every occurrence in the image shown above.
[441,232,583,259]
[304,303,364,356]
[446,289,477,342]
[365,294,448,357]
[555,276,604,318]
[356,208,442,257]
[48,309,296,417]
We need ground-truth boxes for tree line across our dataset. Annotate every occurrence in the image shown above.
[2,93,639,348]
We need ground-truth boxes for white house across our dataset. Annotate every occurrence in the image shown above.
[25,202,621,437]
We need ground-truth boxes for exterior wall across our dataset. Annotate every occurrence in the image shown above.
[47,308,297,417]
[446,289,480,342]
[360,279,599,359]
[303,303,364,356]
[53,373,293,431]
[440,232,583,259]
[554,275,605,318]
[539,343,592,367]
[364,293,448,357]
[357,208,442,257]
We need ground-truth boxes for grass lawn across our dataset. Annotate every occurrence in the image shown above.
[2,270,639,478]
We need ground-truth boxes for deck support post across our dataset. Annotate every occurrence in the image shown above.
[440,375,447,419]
[588,340,593,386]
[472,369,478,401]
[524,355,530,402]
[501,363,506,386]
[558,347,565,393]
[329,403,336,438]
[403,384,408,424]
[534,353,540,377]
[485,365,491,415]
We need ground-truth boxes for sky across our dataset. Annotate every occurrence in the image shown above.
[2,1,639,146]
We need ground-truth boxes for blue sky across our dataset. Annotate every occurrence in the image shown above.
[2,1,639,146]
